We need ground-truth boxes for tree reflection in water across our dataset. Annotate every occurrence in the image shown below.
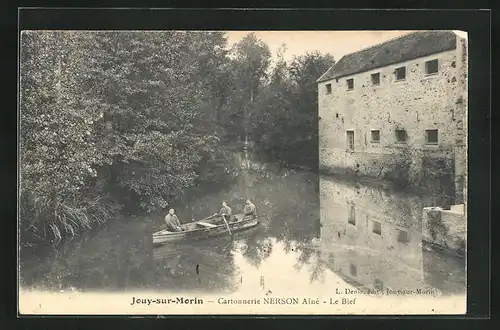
[19,216,154,292]
[153,235,242,293]
[307,250,328,284]
[231,164,321,272]
[240,234,274,268]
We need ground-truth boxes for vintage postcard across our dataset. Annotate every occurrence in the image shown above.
[18,29,467,315]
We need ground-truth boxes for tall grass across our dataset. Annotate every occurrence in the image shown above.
[20,193,119,246]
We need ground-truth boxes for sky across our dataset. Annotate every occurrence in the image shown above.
[226,30,468,64]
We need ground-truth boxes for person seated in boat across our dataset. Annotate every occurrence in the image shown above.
[214,201,234,223]
[243,199,257,219]
[164,208,183,232]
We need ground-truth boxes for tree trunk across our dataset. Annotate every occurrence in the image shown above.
[245,88,254,147]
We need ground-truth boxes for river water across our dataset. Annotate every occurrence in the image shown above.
[19,153,465,297]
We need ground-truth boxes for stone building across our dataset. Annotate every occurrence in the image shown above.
[317,31,467,204]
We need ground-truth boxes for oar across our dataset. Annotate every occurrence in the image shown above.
[196,213,218,226]
[221,214,232,236]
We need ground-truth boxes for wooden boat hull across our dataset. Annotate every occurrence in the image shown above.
[153,213,259,246]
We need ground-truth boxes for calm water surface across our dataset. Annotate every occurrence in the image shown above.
[20,153,465,296]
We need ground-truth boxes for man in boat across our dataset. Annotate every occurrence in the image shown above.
[243,199,257,218]
[164,208,183,232]
[215,201,233,223]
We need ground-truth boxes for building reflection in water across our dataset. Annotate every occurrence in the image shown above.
[318,176,465,295]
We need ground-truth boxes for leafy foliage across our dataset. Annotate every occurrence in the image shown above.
[19,31,334,245]
[221,33,272,141]
[251,50,335,168]
[20,31,237,243]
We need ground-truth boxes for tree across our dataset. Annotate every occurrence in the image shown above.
[223,33,271,142]
[250,50,335,168]
[287,51,335,167]
[251,45,294,160]
[19,31,239,244]
[20,31,116,242]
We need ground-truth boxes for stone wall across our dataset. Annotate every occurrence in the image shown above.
[421,205,466,256]
[453,36,468,205]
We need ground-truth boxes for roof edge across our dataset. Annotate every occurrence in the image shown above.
[316,58,342,83]
[316,30,458,84]
[316,44,457,84]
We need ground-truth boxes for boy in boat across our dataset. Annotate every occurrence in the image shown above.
[164,208,183,232]
[243,199,257,218]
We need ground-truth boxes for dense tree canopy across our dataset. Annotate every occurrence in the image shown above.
[19,31,334,245]
[251,50,335,168]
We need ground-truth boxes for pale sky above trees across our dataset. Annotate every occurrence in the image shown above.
[226,30,467,63]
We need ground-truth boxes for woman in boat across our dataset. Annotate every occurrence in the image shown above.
[164,208,184,232]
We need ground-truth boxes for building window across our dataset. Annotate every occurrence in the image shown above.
[395,66,406,81]
[346,78,354,90]
[425,129,438,144]
[346,130,354,150]
[326,83,332,94]
[347,202,356,225]
[425,59,439,75]
[397,229,410,243]
[395,129,407,143]
[372,221,382,235]
[371,130,380,143]
[350,263,357,277]
[374,279,384,291]
[371,72,380,85]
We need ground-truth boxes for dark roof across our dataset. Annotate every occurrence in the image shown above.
[317,31,458,83]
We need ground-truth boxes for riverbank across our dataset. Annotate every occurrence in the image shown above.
[19,148,242,248]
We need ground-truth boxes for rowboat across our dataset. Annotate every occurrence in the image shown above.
[153,213,259,246]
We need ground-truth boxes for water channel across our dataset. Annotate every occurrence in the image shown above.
[19,152,465,298]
